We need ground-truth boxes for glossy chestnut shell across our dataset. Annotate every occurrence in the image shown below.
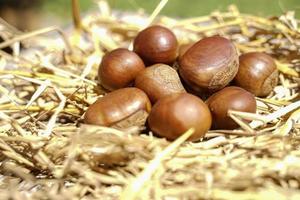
[148,93,212,141]
[135,64,186,103]
[84,88,151,128]
[99,48,145,91]
[179,36,239,92]
[177,43,194,61]
[133,25,178,64]
[234,52,278,97]
[206,86,257,129]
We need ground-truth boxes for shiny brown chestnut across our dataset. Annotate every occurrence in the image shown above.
[206,86,257,130]
[99,48,145,91]
[84,88,151,129]
[234,52,278,97]
[133,25,178,64]
[179,36,239,93]
[148,93,212,141]
[177,43,194,61]
[135,64,186,103]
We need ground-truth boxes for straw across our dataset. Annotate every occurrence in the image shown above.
[0,0,299,199]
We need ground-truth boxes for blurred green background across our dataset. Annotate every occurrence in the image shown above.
[0,0,299,31]
[44,0,300,19]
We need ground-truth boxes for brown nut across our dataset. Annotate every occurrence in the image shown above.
[135,64,186,103]
[84,88,151,129]
[133,25,178,65]
[148,93,212,141]
[177,43,194,61]
[206,86,257,130]
[179,36,239,93]
[99,48,145,91]
[234,52,278,97]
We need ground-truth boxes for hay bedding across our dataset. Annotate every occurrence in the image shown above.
[0,0,300,199]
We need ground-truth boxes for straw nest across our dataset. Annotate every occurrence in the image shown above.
[0,0,299,199]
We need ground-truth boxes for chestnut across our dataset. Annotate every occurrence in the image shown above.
[206,86,256,130]
[234,52,278,97]
[148,93,212,141]
[179,36,239,93]
[84,88,151,128]
[135,64,186,103]
[133,25,178,65]
[177,43,194,61]
[99,48,145,91]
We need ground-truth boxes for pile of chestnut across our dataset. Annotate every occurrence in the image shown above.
[84,25,278,141]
